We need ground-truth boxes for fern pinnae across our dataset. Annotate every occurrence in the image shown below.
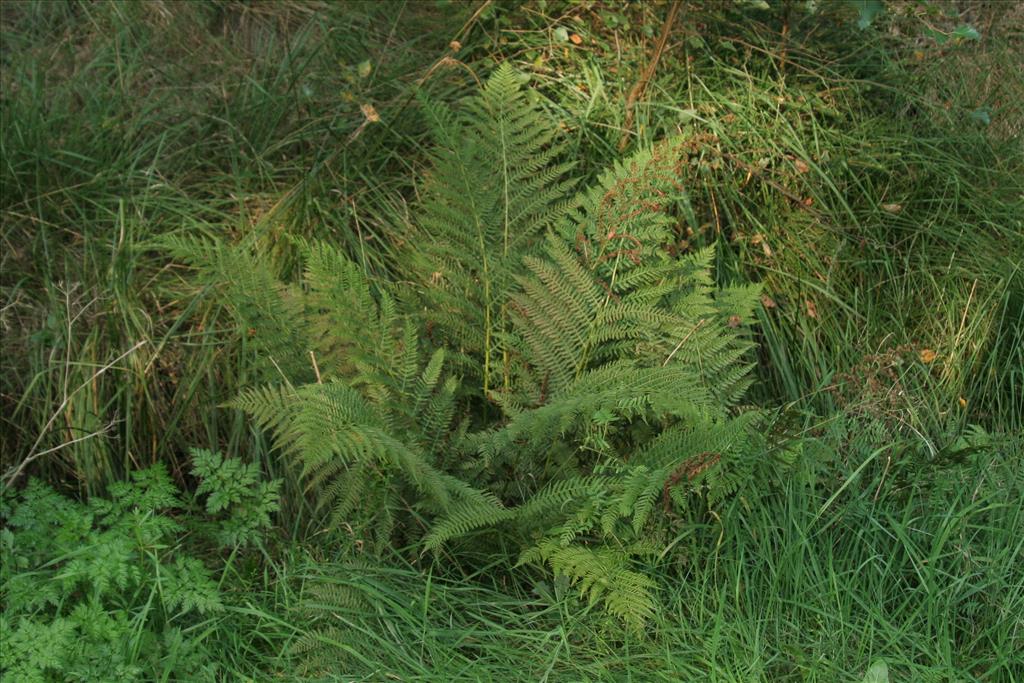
[422,494,514,553]
[413,64,574,397]
[629,473,665,535]
[513,475,611,527]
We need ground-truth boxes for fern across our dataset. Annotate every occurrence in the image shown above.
[422,491,514,552]
[172,66,769,629]
[417,131,764,627]
[165,235,313,382]
[174,233,468,541]
[411,63,577,396]
[518,539,659,631]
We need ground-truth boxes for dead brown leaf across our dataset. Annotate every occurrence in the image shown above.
[360,103,380,123]
[805,299,818,319]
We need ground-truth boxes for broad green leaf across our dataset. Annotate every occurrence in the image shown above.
[923,27,949,44]
[861,659,889,683]
[855,0,884,29]
[951,24,981,41]
[969,108,991,126]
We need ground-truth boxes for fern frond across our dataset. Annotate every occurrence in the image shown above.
[171,67,775,630]
[519,540,657,631]
[166,235,312,382]
[513,475,612,528]
[423,492,514,552]
[411,63,575,395]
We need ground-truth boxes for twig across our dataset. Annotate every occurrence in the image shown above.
[7,423,116,471]
[309,350,323,384]
[663,318,707,366]
[4,340,147,489]
[618,0,682,151]
[953,278,978,351]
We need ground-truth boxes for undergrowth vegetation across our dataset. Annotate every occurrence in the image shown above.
[1,450,279,680]
[2,0,1021,680]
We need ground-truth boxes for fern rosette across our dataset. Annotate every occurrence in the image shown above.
[173,64,764,629]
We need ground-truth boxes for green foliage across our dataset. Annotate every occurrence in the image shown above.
[174,235,468,549]
[0,453,279,681]
[3,0,1022,677]
[0,0,480,488]
[191,447,281,548]
[178,65,764,627]
[282,419,1022,678]
[411,62,578,396]
[414,83,763,626]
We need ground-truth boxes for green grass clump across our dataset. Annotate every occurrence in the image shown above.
[0,0,478,491]
[490,2,1024,436]
[273,423,1024,681]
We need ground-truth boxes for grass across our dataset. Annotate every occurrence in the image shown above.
[492,3,1024,436]
[243,424,1022,681]
[0,0,481,492]
[2,0,1022,680]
